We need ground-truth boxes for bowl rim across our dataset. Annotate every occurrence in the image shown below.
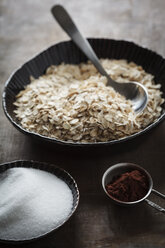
[2,38,165,147]
[0,160,80,244]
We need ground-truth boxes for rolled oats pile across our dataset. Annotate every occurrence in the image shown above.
[14,59,164,143]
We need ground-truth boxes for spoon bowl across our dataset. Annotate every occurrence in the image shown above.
[51,5,148,113]
[107,80,148,113]
[102,163,165,213]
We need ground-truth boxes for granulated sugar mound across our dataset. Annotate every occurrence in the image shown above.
[0,167,73,241]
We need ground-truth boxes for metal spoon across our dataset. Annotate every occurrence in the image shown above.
[51,5,148,113]
[102,163,165,214]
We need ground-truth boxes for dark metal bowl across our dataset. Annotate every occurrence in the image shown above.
[0,160,79,244]
[2,38,165,147]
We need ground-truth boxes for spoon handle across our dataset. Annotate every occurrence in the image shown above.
[51,5,114,84]
[144,199,165,214]
[51,5,148,113]
[144,189,165,214]
[152,188,165,199]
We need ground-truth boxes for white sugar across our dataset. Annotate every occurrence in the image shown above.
[0,167,73,240]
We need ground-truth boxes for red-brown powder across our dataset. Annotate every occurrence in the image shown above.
[106,170,148,202]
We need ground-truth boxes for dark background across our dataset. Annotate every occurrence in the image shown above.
[0,0,165,247]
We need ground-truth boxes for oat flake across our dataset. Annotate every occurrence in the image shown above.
[14,59,164,143]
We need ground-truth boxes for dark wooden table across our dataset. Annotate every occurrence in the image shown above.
[0,0,165,247]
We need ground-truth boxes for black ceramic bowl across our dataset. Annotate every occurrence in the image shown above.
[2,38,165,147]
[0,160,79,244]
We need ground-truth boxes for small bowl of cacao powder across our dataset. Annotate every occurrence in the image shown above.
[102,163,165,213]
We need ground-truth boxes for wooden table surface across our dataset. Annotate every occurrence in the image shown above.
[0,0,165,247]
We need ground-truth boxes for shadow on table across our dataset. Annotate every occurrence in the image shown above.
[20,125,165,191]
[22,127,150,159]
[107,199,165,237]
